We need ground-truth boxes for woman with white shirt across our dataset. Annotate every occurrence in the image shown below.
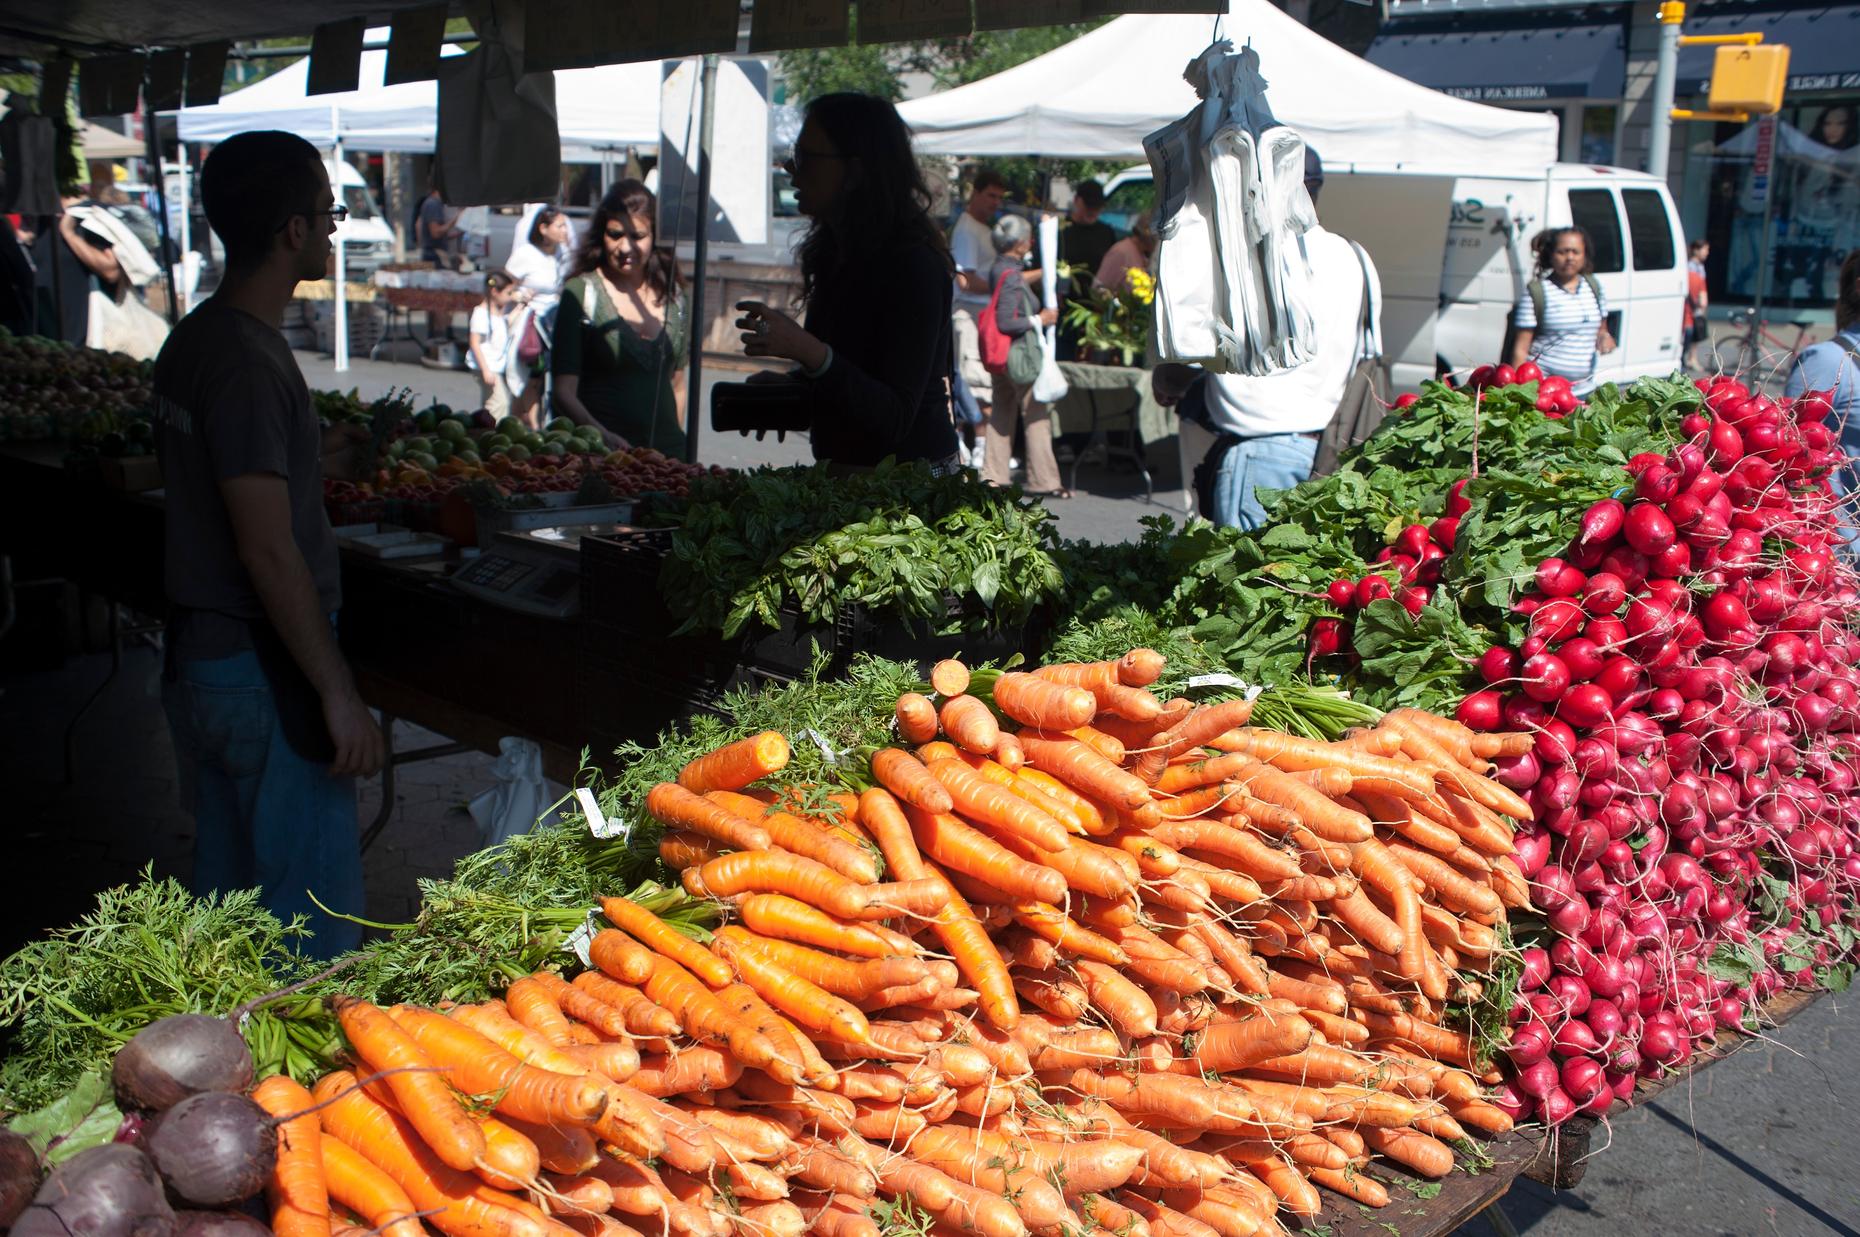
[468,269,517,419]
[505,207,573,424]
[1508,226,1617,394]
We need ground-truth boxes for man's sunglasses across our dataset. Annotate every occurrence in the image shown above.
[275,204,349,233]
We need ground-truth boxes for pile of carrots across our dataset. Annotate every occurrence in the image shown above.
[271,650,1534,1237]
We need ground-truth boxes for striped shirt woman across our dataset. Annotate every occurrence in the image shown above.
[1510,226,1617,394]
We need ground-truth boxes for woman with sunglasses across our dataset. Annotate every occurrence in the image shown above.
[552,180,687,453]
[735,93,960,469]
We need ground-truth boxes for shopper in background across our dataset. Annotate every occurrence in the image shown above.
[1784,250,1860,523]
[734,91,959,469]
[1508,225,1615,394]
[30,189,123,344]
[467,269,517,419]
[950,168,1009,460]
[553,180,687,455]
[416,184,461,267]
[1685,238,1710,354]
[149,129,380,961]
[505,206,573,425]
[982,213,1065,498]
[1058,181,1117,361]
[1095,209,1156,301]
[1154,151,1382,530]
[0,215,34,336]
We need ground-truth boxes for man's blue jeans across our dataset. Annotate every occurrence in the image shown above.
[1212,432,1319,530]
[162,649,365,959]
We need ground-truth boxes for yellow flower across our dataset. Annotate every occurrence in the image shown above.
[1125,267,1155,305]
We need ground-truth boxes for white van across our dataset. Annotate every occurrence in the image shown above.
[1101,163,1689,392]
[326,160,395,278]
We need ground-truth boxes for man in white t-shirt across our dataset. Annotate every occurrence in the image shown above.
[950,169,1010,455]
[1154,150,1382,529]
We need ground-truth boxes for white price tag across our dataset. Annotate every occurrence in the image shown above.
[796,728,843,767]
[563,911,600,967]
[1184,674,1264,701]
[577,787,626,840]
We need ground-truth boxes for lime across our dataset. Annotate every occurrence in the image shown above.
[456,449,481,465]
[437,419,468,441]
[431,439,454,462]
[539,440,567,457]
[405,435,432,453]
[507,444,533,462]
[413,409,436,431]
[522,433,545,452]
[546,416,576,434]
[410,451,439,471]
[496,415,524,436]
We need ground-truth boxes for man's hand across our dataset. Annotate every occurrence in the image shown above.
[320,423,370,480]
[323,687,385,777]
[1597,327,1617,356]
[1152,363,1199,408]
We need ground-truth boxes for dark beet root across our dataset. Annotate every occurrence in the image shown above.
[142,1093,276,1209]
[111,1015,253,1115]
[174,1211,272,1236]
[0,1129,41,1229]
[11,1143,175,1237]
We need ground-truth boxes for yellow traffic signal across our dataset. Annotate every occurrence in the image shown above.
[1709,43,1790,115]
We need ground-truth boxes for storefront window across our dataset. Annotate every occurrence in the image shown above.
[1580,105,1618,165]
[1688,101,1860,312]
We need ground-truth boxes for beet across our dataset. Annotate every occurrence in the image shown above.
[11,1144,175,1237]
[142,1093,276,1209]
[0,1129,41,1230]
[111,1015,254,1116]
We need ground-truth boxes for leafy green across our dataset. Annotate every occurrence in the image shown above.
[655,460,1064,639]
[6,1070,121,1164]
[0,872,320,1111]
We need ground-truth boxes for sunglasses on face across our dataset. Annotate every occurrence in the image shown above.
[274,204,348,233]
[784,149,851,175]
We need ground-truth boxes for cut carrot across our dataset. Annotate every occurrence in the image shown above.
[678,730,791,794]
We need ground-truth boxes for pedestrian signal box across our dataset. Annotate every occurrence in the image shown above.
[1710,44,1790,115]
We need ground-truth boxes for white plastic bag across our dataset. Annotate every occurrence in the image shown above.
[468,736,550,849]
[1031,212,1070,404]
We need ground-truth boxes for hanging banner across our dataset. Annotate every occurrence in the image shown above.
[749,0,850,52]
[306,19,367,96]
[658,58,771,246]
[41,58,75,119]
[144,50,186,112]
[386,5,450,85]
[976,0,1083,31]
[857,0,973,45]
[1083,0,1222,12]
[435,43,562,206]
[183,43,229,107]
[526,0,736,71]
[78,55,143,117]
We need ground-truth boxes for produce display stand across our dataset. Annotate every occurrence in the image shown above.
[1052,360,1166,501]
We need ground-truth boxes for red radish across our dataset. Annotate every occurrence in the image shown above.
[1429,515,1460,551]
[1532,598,1587,643]
[1480,647,1519,684]
[1582,572,1628,615]
[1326,578,1355,608]
[1558,637,1605,681]
[1446,478,1472,517]
[1355,576,1393,607]
[1624,503,1677,555]
[1579,499,1627,547]
[1521,653,1572,703]
[1558,684,1615,728]
[1394,524,1431,557]
[1308,618,1347,659]
[1393,392,1421,409]
[1494,364,1518,386]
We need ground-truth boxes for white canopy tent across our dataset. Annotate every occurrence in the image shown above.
[173,41,663,159]
[898,0,1558,176]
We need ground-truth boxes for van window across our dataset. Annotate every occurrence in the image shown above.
[1101,178,1156,234]
[1622,188,1676,271]
[1567,188,1625,273]
[341,184,379,221]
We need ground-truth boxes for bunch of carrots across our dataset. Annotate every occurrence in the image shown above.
[265,650,1534,1237]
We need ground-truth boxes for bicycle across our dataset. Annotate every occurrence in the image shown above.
[1686,306,1818,389]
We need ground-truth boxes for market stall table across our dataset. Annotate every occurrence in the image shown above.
[1051,360,1176,501]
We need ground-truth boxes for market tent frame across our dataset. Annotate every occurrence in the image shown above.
[172,39,663,158]
[897,0,1559,174]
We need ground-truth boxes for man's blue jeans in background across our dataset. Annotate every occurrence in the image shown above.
[162,649,365,959]
[1212,432,1319,531]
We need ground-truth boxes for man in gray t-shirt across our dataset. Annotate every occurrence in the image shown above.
[417,188,460,266]
[151,129,382,960]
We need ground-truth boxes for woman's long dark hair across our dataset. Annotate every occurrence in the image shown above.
[1532,225,1597,277]
[795,92,952,306]
[571,180,681,303]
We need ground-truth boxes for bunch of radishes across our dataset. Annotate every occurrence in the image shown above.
[1453,375,1860,1126]
[1465,360,1582,417]
[1309,482,1471,664]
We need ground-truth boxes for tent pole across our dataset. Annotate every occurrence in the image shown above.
[144,103,181,326]
[333,117,350,373]
[682,52,718,466]
[178,145,192,314]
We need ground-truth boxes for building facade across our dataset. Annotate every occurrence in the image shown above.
[1360,0,1860,318]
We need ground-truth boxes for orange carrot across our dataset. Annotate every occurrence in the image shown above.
[1226,761,1374,842]
[504,976,579,1049]
[931,659,971,697]
[1073,960,1158,1037]
[1186,1009,1315,1073]
[498,1119,596,1177]
[927,759,1070,850]
[712,932,877,1047]
[387,1006,613,1128]
[991,671,1095,731]
[318,1134,426,1237]
[940,694,1000,754]
[870,747,955,814]
[714,926,926,998]
[677,730,791,794]
[907,806,1068,904]
[587,929,658,986]
[1011,903,1129,965]
[659,831,729,871]
[859,787,1018,1029]
[645,783,773,851]
[333,998,487,1174]
[896,692,940,745]
[684,850,882,919]
[570,972,679,1038]
[1017,732,1153,812]
[598,896,731,987]
[734,893,906,960]
[707,790,882,884]
[1308,1165,1390,1207]
[252,1075,330,1237]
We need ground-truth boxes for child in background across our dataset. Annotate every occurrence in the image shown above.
[468,269,519,418]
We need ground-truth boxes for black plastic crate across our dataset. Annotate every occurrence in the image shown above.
[580,528,678,639]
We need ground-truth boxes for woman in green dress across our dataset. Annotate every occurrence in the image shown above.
[552,180,688,454]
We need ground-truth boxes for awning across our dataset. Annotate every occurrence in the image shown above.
[1366,15,1628,102]
[1676,5,1860,95]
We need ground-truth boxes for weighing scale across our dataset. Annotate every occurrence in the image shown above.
[449,524,627,619]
